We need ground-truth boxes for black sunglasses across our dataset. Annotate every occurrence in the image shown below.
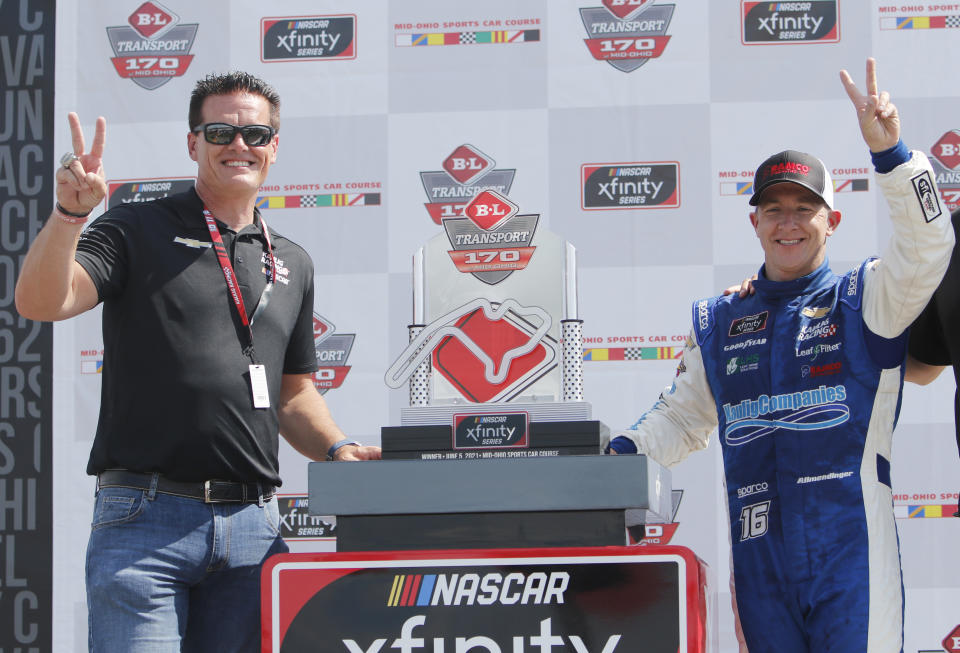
[193,122,276,147]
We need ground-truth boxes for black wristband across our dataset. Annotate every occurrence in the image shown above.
[56,202,92,218]
[326,439,360,461]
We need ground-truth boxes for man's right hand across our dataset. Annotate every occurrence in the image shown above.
[58,112,107,215]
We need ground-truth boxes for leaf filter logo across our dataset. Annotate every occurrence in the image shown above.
[106,1,198,90]
[260,15,356,62]
[420,144,516,224]
[741,1,840,44]
[312,314,355,395]
[581,162,680,209]
[579,0,674,72]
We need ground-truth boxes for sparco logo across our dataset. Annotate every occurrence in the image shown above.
[581,162,680,209]
[929,130,960,211]
[106,177,193,209]
[741,1,840,44]
[260,15,356,62]
[443,190,538,285]
[420,144,516,224]
[106,1,198,90]
[737,481,768,499]
[580,0,674,72]
[697,299,710,330]
[312,314,354,395]
[729,311,768,337]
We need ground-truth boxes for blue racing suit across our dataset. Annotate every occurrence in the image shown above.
[611,150,953,653]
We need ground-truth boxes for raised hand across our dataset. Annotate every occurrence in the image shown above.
[839,57,900,153]
[57,112,107,215]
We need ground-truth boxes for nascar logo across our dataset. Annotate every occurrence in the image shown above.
[387,571,569,607]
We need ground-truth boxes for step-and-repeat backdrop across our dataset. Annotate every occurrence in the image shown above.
[6,1,960,651]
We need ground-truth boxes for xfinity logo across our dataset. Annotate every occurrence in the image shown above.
[728,311,768,337]
[757,12,823,36]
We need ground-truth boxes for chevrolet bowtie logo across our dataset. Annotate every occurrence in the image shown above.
[173,236,212,249]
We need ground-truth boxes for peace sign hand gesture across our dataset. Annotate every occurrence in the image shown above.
[839,57,900,153]
[57,112,107,215]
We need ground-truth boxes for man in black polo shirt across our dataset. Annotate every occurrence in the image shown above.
[15,72,380,652]
[907,208,960,518]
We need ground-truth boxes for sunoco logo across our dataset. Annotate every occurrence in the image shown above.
[581,162,680,209]
[260,15,356,62]
[420,144,516,224]
[930,129,960,211]
[106,177,194,209]
[106,1,198,90]
[579,0,674,72]
[312,314,354,395]
[741,1,840,44]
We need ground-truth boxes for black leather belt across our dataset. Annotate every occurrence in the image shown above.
[97,470,275,504]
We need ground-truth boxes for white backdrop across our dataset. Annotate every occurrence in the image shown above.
[50,1,960,651]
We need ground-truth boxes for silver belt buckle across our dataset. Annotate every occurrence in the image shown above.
[204,480,213,503]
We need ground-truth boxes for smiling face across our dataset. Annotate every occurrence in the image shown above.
[187,92,278,202]
[749,182,841,282]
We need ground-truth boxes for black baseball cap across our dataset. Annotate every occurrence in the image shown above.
[749,150,834,209]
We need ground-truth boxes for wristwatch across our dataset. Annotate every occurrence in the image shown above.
[326,439,361,461]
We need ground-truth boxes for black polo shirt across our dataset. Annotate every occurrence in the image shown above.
[75,188,317,485]
[909,208,960,475]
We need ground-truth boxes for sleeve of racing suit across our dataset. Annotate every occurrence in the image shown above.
[609,330,719,468]
[862,150,955,338]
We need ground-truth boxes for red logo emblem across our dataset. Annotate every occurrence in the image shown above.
[944,624,960,652]
[932,130,960,170]
[433,308,554,403]
[462,189,519,231]
[442,144,495,185]
[128,1,177,39]
[601,0,653,19]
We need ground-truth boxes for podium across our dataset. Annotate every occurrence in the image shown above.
[307,454,671,550]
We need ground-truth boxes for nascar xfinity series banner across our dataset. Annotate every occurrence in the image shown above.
[262,546,707,653]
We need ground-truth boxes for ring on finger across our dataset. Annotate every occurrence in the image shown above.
[60,152,80,169]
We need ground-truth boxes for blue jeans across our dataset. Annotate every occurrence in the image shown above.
[85,478,288,653]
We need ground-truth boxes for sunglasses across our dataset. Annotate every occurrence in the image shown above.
[193,123,276,147]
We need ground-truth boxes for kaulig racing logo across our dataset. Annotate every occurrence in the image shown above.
[260,14,356,62]
[929,129,960,211]
[741,1,840,44]
[420,144,516,224]
[580,162,680,209]
[312,314,354,395]
[106,1,198,90]
[580,0,674,73]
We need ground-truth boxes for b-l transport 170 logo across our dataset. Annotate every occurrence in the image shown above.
[443,189,538,285]
[312,314,354,395]
[581,162,680,209]
[580,0,675,72]
[420,144,516,224]
[930,129,960,211]
[741,1,840,44]
[106,177,194,209]
[106,1,198,90]
[260,14,356,62]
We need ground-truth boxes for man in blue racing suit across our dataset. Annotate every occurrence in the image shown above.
[608,59,954,652]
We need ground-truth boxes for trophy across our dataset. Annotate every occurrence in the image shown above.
[383,189,606,459]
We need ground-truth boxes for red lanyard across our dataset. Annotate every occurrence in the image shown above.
[203,207,276,360]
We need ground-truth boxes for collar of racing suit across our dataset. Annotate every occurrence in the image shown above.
[753,259,834,299]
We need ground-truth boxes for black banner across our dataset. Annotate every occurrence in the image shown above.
[0,0,55,651]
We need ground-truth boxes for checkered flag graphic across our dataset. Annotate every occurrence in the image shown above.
[946,15,960,27]
[460,32,477,44]
[624,348,642,360]
[300,195,317,208]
